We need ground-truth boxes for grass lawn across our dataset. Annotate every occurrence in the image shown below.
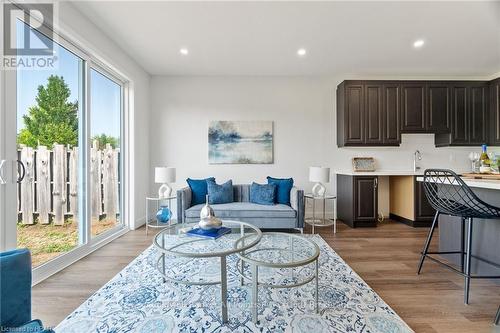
[17,218,118,267]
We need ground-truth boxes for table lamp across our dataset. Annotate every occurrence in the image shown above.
[309,166,330,197]
[155,167,176,198]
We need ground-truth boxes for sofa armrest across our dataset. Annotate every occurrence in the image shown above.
[177,187,192,223]
[290,187,305,228]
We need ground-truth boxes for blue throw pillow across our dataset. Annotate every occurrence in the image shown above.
[186,177,215,205]
[207,180,234,204]
[267,176,294,206]
[250,182,277,205]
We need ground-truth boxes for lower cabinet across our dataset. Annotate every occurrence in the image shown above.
[338,175,436,229]
[414,178,436,225]
[337,175,378,228]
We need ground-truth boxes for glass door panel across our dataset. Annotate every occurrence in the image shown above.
[89,68,122,237]
[15,20,84,267]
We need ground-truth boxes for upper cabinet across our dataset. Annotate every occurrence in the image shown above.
[401,83,426,133]
[337,79,494,147]
[490,78,500,145]
[469,85,488,144]
[435,82,489,147]
[337,81,399,146]
[337,81,364,146]
[382,83,401,145]
[427,83,450,133]
[365,83,384,144]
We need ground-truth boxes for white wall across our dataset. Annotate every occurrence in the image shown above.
[150,76,498,214]
[59,3,150,229]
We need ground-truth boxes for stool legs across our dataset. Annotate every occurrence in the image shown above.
[460,217,466,273]
[417,211,439,275]
[464,217,473,305]
[495,305,500,325]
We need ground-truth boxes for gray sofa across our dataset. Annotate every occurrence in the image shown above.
[177,184,304,230]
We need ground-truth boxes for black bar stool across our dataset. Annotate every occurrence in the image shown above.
[418,169,500,305]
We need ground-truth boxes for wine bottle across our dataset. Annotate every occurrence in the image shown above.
[479,144,491,173]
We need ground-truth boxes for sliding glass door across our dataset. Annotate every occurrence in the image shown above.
[15,20,85,267]
[89,68,123,238]
[0,11,126,274]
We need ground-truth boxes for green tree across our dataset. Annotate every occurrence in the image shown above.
[17,75,78,148]
[92,134,119,149]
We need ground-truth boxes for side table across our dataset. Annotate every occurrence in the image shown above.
[146,196,176,235]
[305,194,337,234]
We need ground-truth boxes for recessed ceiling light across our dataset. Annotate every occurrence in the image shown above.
[179,48,189,55]
[413,39,425,48]
[297,48,307,57]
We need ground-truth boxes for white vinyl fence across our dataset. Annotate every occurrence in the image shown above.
[17,141,120,225]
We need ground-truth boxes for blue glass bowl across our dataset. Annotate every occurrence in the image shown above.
[156,206,172,224]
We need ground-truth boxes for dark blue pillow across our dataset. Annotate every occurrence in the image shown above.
[267,176,294,206]
[207,180,233,204]
[250,182,277,205]
[186,177,215,205]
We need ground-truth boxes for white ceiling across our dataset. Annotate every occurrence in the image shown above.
[72,1,500,77]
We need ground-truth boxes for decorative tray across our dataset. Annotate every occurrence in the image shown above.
[352,157,376,172]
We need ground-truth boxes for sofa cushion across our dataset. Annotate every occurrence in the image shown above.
[267,176,294,206]
[186,177,215,205]
[207,180,233,204]
[185,202,296,219]
[250,182,276,205]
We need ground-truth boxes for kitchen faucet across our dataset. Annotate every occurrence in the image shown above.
[414,150,422,172]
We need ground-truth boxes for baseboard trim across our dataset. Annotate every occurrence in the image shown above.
[389,213,432,228]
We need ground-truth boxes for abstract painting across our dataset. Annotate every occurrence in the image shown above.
[209,121,273,164]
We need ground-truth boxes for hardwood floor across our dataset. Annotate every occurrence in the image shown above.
[32,221,500,332]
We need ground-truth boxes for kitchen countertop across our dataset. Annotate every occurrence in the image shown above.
[335,170,425,176]
[415,176,500,190]
[335,170,500,190]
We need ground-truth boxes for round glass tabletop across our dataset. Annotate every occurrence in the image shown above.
[153,220,262,258]
[234,232,320,268]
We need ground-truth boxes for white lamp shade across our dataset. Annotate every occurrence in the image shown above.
[155,167,176,183]
[309,167,330,183]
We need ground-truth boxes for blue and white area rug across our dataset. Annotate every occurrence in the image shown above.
[56,235,413,333]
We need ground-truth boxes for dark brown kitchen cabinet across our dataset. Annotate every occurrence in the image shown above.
[401,83,426,133]
[337,81,364,146]
[490,78,500,145]
[435,82,489,146]
[337,81,399,146]
[414,178,436,224]
[451,85,469,144]
[355,176,378,221]
[427,83,450,133]
[337,174,378,228]
[469,85,488,144]
[383,83,401,144]
[337,79,492,147]
[365,83,384,144]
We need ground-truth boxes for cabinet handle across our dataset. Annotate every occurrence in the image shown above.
[374,177,378,189]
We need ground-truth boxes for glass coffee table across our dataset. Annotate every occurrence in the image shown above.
[153,220,262,323]
[234,232,320,323]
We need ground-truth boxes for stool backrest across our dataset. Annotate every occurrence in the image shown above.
[423,169,500,219]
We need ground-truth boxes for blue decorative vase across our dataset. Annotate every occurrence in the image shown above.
[156,206,172,224]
